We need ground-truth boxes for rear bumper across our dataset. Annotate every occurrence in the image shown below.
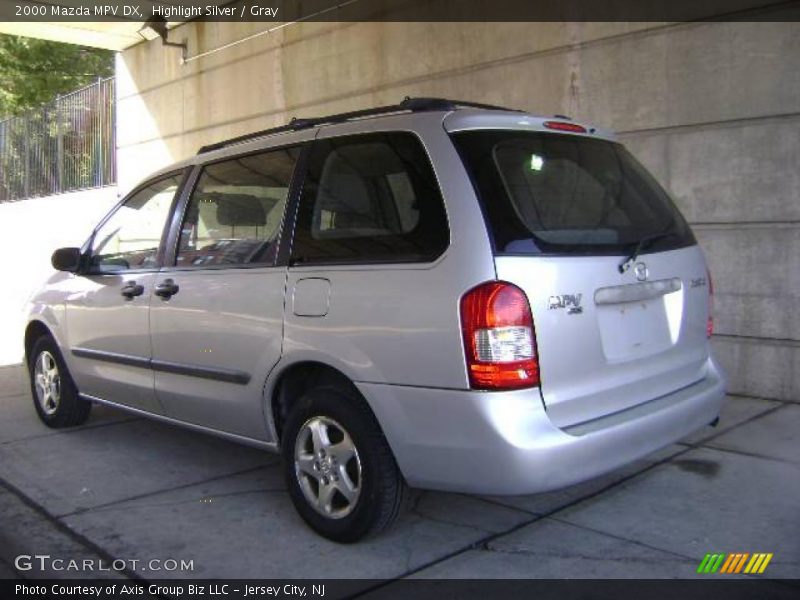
[356,357,725,495]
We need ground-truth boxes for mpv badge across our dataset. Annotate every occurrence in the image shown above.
[548,294,583,315]
[634,262,649,282]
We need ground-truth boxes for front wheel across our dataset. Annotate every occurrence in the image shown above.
[281,386,405,542]
[29,335,91,428]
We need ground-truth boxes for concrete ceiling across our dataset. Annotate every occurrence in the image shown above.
[0,2,232,50]
[0,21,148,50]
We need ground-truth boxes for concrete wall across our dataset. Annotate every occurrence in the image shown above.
[0,188,119,365]
[114,18,800,401]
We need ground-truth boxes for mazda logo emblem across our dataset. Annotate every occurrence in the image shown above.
[634,262,649,281]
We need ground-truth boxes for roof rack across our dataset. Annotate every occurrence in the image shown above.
[197,97,520,154]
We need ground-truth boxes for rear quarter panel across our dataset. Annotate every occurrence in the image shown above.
[280,112,497,390]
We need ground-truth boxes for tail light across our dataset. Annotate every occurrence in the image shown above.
[460,281,540,390]
[706,269,714,338]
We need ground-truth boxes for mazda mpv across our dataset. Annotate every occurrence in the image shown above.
[25,98,726,542]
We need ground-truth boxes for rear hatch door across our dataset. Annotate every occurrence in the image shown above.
[452,126,712,428]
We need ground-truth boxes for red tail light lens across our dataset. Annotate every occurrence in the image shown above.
[460,281,540,390]
[706,269,714,338]
[543,121,587,133]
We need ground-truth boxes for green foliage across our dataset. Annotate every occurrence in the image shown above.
[0,34,114,117]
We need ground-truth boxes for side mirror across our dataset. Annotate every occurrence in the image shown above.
[51,247,82,273]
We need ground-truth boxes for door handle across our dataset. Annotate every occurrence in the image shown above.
[120,281,144,300]
[154,278,180,299]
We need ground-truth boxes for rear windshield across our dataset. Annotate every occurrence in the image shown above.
[453,130,695,255]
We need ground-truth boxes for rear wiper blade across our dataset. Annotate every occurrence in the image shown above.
[618,232,675,274]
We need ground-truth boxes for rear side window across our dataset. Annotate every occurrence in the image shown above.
[176,147,301,268]
[453,130,695,255]
[291,132,449,265]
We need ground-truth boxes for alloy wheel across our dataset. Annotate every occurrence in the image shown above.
[34,350,61,416]
[294,416,362,519]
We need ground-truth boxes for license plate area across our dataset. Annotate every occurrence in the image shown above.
[596,296,676,361]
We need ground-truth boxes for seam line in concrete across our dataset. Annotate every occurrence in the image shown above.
[692,220,800,229]
[473,495,540,518]
[70,486,288,519]
[681,402,788,448]
[676,402,784,445]
[0,417,143,447]
[686,441,800,467]
[55,464,275,519]
[713,333,800,348]
[617,110,800,137]
[724,393,787,403]
[0,475,140,582]
[544,515,702,563]
[726,393,798,405]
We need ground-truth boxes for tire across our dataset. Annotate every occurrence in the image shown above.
[281,386,405,543]
[28,335,91,428]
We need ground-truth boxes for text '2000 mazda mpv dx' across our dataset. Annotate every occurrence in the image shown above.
[25,98,725,542]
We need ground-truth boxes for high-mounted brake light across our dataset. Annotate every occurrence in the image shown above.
[707,269,714,339]
[543,120,587,133]
[460,281,540,390]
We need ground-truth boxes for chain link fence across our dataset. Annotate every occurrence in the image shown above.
[0,77,116,202]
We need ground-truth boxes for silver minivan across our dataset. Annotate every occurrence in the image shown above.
[25,98,725,542]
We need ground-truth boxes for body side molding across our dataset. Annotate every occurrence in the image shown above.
[71,347,251,385]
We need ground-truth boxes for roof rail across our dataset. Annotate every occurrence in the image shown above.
[197,97,520,154]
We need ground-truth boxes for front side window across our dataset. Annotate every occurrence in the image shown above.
[291,132,449,265]
[90,174,182,272]
[176,147,301,268]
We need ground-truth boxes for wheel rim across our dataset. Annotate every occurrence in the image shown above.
[294,415,362,519]
[34,350,61,416]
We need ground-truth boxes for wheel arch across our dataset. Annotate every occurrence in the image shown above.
[24,320,54,366]
[269,360,373,444]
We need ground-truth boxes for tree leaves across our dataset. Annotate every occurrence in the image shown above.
[0,34,114,117]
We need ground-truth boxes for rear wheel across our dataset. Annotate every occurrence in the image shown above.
[29,335,91,428]
[281,386,405,542]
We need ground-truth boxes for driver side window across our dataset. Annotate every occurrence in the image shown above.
[90,175,182,272]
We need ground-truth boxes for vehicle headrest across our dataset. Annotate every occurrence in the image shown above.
[211,194,267,226]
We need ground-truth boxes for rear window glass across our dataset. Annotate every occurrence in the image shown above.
[453,130,695,255]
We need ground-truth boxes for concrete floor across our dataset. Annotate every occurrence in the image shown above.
[0,363,798,588]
